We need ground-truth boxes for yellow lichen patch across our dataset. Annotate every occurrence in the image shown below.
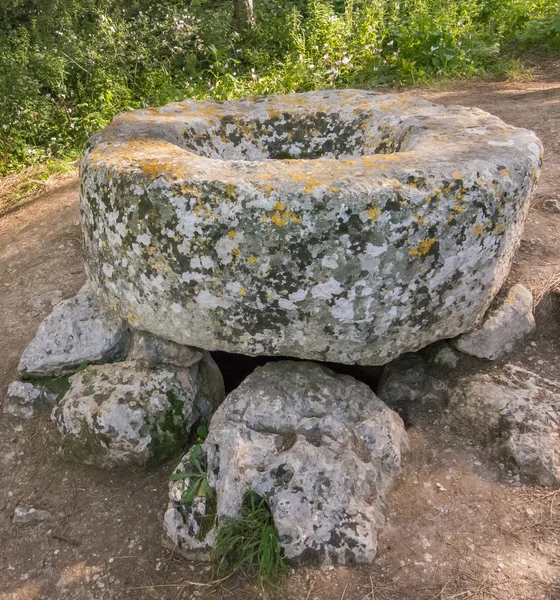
[409,238,436,257]
[473,224,487,238]
[231,248,241,257]
[228,230,236,239]
[492,223,505,235]
[453,171,462,179]
[367,207,382,222]
[127,311,141,326]
[453,202,465,213]
[247,256,257,264]
[273,200,287,212]
[271,212,288,227]
[412,214,427,226]
[240,288,247,296]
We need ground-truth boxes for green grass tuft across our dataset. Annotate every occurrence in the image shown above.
[212,491,286,580]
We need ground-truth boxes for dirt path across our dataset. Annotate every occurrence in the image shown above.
[0,61,559,600]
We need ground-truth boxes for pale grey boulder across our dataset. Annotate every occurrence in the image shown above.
[452,284,535,360]
[81,90,542,365]
[447,364,560,486]
[52,357,223,467]
[19,284,130,377]
[4,381,58,419]
[164,361,408,565]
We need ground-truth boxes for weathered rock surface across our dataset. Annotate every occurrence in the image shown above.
[447,365,560,486]
[81,90,542,365]
[164,445,216,561]
[164,361,408,565]
[13,507,53,524]
[19,284,130,376]
[3,381,58,419]
[128,330,203,368]
[127,331,225,416]
[52,356,223,467]
[377,345,457,413]
[452,284,535,360]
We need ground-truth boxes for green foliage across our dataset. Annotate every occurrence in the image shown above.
[169,444,213,504]
[212,491,286,580]
[1,0,559,174]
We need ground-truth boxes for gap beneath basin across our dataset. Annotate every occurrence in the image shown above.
[210,350,383,396]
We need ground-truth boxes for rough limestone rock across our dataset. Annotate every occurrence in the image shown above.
[19,284,130,376]
[4,381,58,419]
[80,90,542,365]
[452,284,535,360]
[164,445,217,561]
[52,357,223,467]
[127,330,225,416]
[377,345,457,412]
[164,361,408,565]
[447,365,560,486]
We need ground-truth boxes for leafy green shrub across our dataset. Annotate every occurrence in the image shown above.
[212,491,286,579]
[1,0,559,175]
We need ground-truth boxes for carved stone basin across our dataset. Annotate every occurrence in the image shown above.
[80,90,542,364]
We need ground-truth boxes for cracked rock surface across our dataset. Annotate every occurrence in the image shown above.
[164,361,408,565]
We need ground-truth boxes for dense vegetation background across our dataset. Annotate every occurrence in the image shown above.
[1,0,559,175]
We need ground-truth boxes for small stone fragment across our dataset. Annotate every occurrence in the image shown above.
[452,284,535,360]
[19,283,130,377]
[3,381,57,419]
[164,361,408,565]
[164,445,216,561]
[446,364,560,486]
[542,198,560,213]
[13,507,53,524]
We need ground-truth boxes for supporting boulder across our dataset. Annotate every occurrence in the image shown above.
[52,354,224,467]
[452,284,535,360]
[18,284,129,377]
[164,361,408,565]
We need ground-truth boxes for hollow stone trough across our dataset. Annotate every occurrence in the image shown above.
[80,89,542,365]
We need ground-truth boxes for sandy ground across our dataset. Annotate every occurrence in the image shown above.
[0,60,559,599]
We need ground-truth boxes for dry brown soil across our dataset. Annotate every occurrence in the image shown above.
[1,60,559,600]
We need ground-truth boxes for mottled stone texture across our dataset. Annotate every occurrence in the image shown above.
[52,359,221,467]
[164,361,408,565]
[447,365,560,487]
[19,284,129,376]
[452,283,535,360]
[81,90,542,364]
